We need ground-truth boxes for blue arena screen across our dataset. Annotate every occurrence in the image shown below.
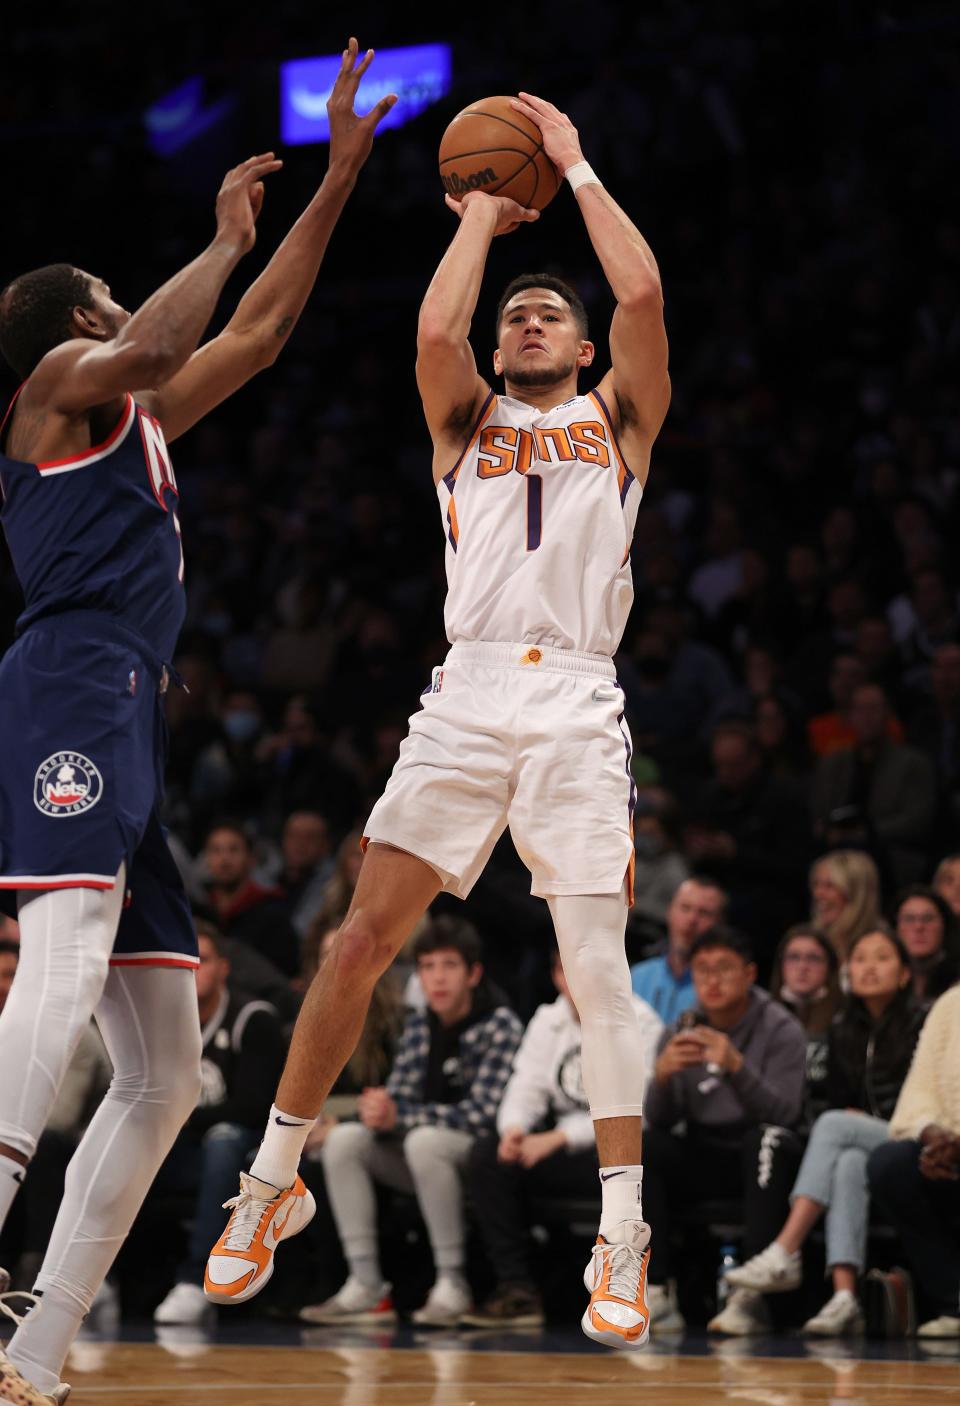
[280,43,452,145]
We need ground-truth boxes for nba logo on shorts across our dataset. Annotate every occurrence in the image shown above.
[34,751,104,817]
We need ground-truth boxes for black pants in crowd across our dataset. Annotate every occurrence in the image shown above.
[868,1139,960,1318]
[642,1123,804,1285]
[468,1133,599,1290]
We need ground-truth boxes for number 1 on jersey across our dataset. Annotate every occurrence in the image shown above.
[526,474,543,552]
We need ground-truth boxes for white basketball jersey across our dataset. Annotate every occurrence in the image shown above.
[437,388,642,656]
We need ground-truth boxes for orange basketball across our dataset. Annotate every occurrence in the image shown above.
[438,96,560,212]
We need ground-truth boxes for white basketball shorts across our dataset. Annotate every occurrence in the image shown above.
[363,641,636,901]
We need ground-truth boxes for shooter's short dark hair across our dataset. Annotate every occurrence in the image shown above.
[496,273,589,339]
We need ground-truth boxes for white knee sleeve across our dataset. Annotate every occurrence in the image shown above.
[547,892,645,1122]
[0,871,125,1159]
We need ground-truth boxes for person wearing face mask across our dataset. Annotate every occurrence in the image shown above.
[892,885,960,1010]
[769,925,842,1125]
[724,926,925,1337]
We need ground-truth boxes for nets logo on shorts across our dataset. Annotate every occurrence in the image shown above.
[34,752,104,818]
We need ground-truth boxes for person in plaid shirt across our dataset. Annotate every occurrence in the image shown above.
[300,916,522,1327]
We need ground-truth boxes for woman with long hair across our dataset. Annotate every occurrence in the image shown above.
[892,885,960,1010]
[723,926,925,1336]
[769,925,842,1124]
[809,850,882,964]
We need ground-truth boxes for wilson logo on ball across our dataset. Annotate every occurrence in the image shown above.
[441,168,497,196]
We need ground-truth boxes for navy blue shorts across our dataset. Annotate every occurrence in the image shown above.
[0,615,198,971]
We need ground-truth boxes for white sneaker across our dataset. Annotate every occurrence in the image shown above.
[708,1288,771,1335]
[46,1389,71,1405]
[411,1275,472,1327]
[154,1282,215,1326]
[917,1315,960,1339]
[581,1220,652,1350]
[802,1289,864,1337]
[724,1242,802,1294]
[299,1276,397,1326]
[646,1281,686,1334]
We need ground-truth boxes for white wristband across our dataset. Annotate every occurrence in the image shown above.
[564,160,601,193]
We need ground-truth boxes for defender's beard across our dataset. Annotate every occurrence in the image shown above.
[505,356,577,389]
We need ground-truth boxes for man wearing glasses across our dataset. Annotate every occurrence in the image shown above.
[639,925,808,1335]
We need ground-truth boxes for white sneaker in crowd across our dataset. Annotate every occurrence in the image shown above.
[299,1276,397,1326]
[646,1281,686,1334]
[708,1287,771,1335]
[153,1282,215,1326]
[411,1274,472,1327]
[724,1242,802,1294]
[917,1315,960,1339]
[802,1289,865,1337]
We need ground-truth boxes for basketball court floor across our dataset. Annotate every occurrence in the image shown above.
[41,1321,960,1404]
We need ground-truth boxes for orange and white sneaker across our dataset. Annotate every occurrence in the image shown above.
[581,1220,652,1349]
[204,1172,316,1305]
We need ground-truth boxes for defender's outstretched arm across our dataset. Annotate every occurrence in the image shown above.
[142,38,396,443]
[24,154,278,417]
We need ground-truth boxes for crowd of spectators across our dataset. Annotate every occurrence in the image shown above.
[1,0,960,1346]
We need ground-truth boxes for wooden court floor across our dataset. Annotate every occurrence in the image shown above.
[53,1339,960,1404]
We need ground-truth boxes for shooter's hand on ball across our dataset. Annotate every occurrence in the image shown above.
[327,36,398,178]
[510,93,584,177]
[444,190,539,237]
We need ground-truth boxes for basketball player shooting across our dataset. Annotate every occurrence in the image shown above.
[0,41,394,1405]
[207,92,669,1348]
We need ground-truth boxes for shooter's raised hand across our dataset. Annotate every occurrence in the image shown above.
[510,92,584,178]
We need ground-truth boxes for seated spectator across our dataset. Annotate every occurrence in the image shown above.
[685,721,810,970]
[725,926,924,1337]
[932,852,960,919]
[630,876,728,1022]
[201,821,300,978]
[753,693,811,780]
[311,829,365,935]
[867,983,960,1339]
[809,850,882,964]
[642,926,807,1336]
[769,925,841,1123]
[807,653,903,758]
[628,787,691,938]
[152,926,286,1325]
[257,694,361,836]
[811,683,937,889]
[463,949,663,1327]
[892,886,960,1009]
[300,918,522,1329]
[277,810,335,941]
[907,643,960,829]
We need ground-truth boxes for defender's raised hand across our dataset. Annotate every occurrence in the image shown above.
[327,36,398,176]
[510,92,584,177]
[215,152,284,254]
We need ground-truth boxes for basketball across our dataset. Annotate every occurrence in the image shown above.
[439,95,560,212]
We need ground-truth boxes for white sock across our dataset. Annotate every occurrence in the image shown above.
[249,1104,315,1190]
[0,1154,25,1233]
[7,1287,83,1395]
[348,1252,384,1292]
[598,1164,644,1238]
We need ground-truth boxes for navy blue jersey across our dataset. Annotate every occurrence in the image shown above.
[0,388,185,660]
